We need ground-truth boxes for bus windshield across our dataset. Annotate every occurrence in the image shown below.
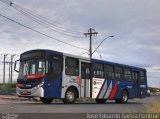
[18,59,45,80]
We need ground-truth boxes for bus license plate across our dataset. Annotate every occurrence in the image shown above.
[20,90,31,95]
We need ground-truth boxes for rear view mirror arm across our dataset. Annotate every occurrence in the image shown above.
[14,59,20,72]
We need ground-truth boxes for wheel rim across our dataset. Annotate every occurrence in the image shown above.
[123,92,128,102]
[66,91,74,101]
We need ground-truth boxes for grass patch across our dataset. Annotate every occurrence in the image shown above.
[145,101,160,113]
[0,84,16,90]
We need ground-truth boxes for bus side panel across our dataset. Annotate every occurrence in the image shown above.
[43,76,62,98]
[93,79,120,100]
[92,78,105,99]
[61,75,80,98]
[60,56,80,98]
[93,79,131,100]
[107,80,118,100]
[140,72,148,98]
[140,81,148,98]
[114,80,135,99]
[92,79,120,99]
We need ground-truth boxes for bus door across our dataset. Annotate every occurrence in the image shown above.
[80,62,91,98]
[45,57,63,98]
[139,71,147,98]
[132,71,141,98]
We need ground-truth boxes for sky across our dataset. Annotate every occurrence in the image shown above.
[0,0,160,88]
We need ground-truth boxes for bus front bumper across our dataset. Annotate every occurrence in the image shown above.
[16,87,44,98]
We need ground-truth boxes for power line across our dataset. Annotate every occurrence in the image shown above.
[14,5,84,34]
[1,0,78,32]
[92,35,114,55]
[93,37,102,59]
[14,3,84,33]
[0,0,85,38]
[0,13,88,51]
[95,37,102,59]
[13,6,85,38]
[79,52,89,56]
[0,0,82,36]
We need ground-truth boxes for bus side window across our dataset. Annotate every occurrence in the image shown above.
[114,67,123,80]
[124,68,131,80]
[48,61,62,75]
[93,63,104,78]
[104,65,114,79]
[132,71,138,83]
[140,71,146,83]
[65,57,79,76]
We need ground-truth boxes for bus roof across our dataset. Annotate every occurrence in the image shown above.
[21,49,146,71]
[91,59,146,71]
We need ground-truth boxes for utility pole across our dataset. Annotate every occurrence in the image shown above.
[84,28,98,98]
[3,54,8,86]
[10,54,15,84]
[8,61,11,86]
[84,28,98,59]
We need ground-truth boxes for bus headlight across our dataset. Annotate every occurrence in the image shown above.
[37,83,44,88]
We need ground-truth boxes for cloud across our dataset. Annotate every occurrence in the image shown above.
[0,0,160,87]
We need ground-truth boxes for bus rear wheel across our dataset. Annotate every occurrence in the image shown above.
[121,90,128,103]
[95,99,107,103]
[115,90,128,103]
[40,97,53,104]
[62,88,77,104]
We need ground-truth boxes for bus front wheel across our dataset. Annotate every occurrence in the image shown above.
[63,88,77,104]
[40,97,53,104]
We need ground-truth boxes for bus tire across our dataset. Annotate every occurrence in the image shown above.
[115,99,121,103]
[116,90,129,103]
[121,90,128,103]
[62,88,77,104]
[40,97,53,104]
[115,90,128,103]
[95,99,107,103]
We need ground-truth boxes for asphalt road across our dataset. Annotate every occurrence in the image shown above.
[0,96,159,119]
[0,96,160,113]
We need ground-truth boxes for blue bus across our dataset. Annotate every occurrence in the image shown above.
[14,49,148,104]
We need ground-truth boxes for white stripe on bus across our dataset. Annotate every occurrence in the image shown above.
[98,80,107,99]
[104,81,112,98]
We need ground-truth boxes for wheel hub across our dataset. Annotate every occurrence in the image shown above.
[66,91,74,101]
[123,93,128,101]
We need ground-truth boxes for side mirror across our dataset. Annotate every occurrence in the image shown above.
[14,60,20,72]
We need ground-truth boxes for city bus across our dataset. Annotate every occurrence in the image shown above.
[14,49,148,104]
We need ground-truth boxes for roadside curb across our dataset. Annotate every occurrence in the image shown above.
[0,95,32,101]
[0,95,96,103]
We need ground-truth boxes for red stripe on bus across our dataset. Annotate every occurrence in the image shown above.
[25,74,44,80]
[108,81,118,99]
